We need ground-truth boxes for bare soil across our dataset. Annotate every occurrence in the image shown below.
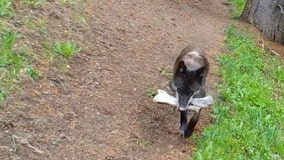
[0,0,231,159]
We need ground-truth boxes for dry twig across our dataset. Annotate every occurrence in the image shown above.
[12,135,44,154]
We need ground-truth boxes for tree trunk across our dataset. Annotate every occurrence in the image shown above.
[240,0,284,44]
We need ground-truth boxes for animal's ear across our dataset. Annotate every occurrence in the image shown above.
[176,61,187,75]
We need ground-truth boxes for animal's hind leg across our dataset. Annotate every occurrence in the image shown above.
[184,110,200,138]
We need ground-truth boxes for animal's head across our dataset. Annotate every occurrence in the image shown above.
[173,52,208,111]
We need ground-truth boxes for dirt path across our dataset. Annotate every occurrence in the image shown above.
[0,0,229,159]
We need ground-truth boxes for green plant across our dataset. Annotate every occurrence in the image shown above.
[146,88,156,98]
[0,29,31,104]
[21,16,47,35]
[60,0,78,7]
[21,0,46,8]
[53,41,81,58]
[0,91,5,104]
[0,30,24,69]
[137,139,150,147]
[30,19,47,35]
[0,0,12,17]
[26,67,40,80]
[192,25,284,159]
[227,0,246,19]
[158,68,172,79]
[21,15,31,25]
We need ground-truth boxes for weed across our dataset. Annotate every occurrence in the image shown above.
[137,139,150,147]
[146,88,156,98]
[192,25,284,159]
[0,91,5,104]
[31,19,47,35]
[26,67,41,80]
[60,0,78,7]
[158,68,172,79]
[0,29,31,104]
[0,30,24,68]
[0,0,12,17]
[21,0,46,8]
[53,41,81,58]
[21,16,47,35]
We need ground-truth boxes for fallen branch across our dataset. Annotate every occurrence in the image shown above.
[269,49,280,57]
[11,134,17,152]
[266,47,280,57]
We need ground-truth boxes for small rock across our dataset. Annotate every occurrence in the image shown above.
[105,156,114,160]
[59,133,66,140]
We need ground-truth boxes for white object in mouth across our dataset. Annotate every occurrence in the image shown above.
[153,89,213,111]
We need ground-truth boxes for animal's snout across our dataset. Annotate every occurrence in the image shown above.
[177,92,195,111]
[178,106,187,111]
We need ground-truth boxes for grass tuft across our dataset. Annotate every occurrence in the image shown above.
[0,0,12,17]
[227,0,246,19]
[192,25,284,160]
[0,29,32,104]
[26,67,41,80]
[146,88,156,98]
[158,68,172,79]
[53,41,81,58]
[0,0,82,106]
[21,0,46,8]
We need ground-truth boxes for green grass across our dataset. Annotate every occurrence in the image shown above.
[158,68,172,79]
[53,41,81,58]
[137,139,151,147]
[146,88,156,98]
[0,29,40,98]
[0,30,28,104]
[59,0,78,7]
[192,25,284,160]
[0,0,43,104]
[0,0,12,17]
[19,14,48,35]
[26,67,41,80]
[21,0,46,8]
[228,0,246,19]
[0,0,83,105]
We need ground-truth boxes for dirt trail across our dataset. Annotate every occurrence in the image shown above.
[0,0,229,159]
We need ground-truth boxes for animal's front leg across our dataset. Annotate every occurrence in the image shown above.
[184,110,201,138]
[179,111,188,138]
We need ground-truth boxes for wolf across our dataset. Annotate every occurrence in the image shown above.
[170,45,209,138]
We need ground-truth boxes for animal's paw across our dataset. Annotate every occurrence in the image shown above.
[179,128,191,138]
[179,129,186,138]
[179,124,187,138]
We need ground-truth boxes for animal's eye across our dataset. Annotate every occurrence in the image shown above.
[177,86,184,92]
[176,84,184,91]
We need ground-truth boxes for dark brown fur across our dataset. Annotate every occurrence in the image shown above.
[170,45,209,138]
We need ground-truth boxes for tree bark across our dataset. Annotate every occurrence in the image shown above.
[239,0,253,22]
[240,0,284,44]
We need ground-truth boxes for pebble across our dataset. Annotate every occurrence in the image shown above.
[59,133,66,140]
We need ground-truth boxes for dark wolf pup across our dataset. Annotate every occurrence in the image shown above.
[170,45,209,138]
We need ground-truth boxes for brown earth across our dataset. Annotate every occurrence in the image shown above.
[0,0,231,159]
